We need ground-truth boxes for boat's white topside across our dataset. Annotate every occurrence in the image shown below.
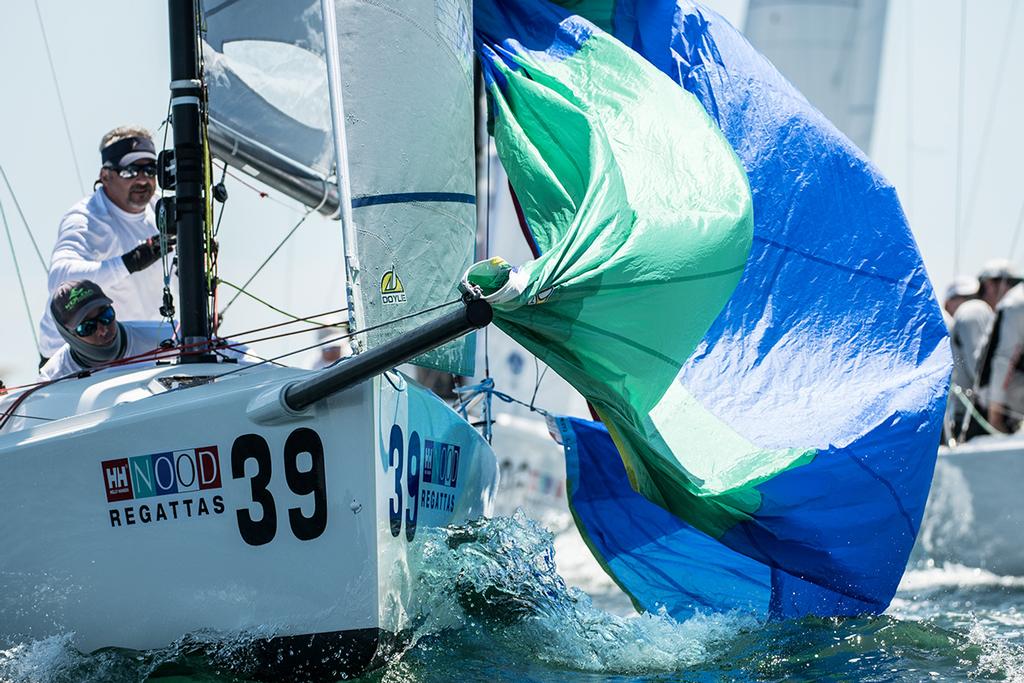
[1,360,308,437]
[0,358,499,653]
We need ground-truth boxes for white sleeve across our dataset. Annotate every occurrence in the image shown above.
[47,214,131,292]
[38,348,77,381]
[988,308,1024,407]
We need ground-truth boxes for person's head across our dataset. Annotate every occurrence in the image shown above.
[50,280,117,346]
[978,259,1024,309]
[98,126,157,213]
[318,326,351,365]
[944,275,979,316]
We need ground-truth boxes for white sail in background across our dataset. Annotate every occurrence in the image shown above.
[743,0,888,152]
[203,0,478,375]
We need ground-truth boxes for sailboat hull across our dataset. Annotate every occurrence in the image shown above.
[0,363,497,677]
[914,436,1024,575]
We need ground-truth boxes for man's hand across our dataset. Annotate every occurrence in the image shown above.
[122,234,176,273]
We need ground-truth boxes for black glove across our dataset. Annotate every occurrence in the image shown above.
[122,234,175,274]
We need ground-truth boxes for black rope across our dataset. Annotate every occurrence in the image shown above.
[213,297,463,382]
[220,209,314,317]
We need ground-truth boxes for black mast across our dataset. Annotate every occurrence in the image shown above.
[167,0,211,362]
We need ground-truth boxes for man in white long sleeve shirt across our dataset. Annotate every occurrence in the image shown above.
[37,126,176,364]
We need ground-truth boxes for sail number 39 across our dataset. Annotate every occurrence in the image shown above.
[231,428,328,546]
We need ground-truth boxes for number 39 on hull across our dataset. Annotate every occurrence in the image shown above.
[0,361,498,680]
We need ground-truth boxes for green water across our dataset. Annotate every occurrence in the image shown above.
[2,515,1022,682]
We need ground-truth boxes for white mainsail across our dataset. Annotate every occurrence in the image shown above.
[743,0,888,152]
[204,0,478,375]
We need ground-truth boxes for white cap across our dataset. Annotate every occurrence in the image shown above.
[945,275,979,301]
[318,326,346,349]
[978,258,1024,281]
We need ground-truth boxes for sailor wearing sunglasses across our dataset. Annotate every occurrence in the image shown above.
[39,280,177,381]
[36,126,178,367]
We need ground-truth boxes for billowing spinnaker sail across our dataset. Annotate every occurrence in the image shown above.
[204,0,478,375]
[474,0,950,620]
[470,2,760,523]
[744,0,888,152]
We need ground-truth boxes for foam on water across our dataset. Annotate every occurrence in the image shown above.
[398,511,759,675]
[3,515,1024,681]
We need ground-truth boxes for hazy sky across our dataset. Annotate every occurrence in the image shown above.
[1,1,1020,386]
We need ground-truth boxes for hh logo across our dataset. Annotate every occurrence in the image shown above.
[102,446,222,503]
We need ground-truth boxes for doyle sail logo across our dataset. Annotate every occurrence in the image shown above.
[381,268,407,305]
[101,446,225,528]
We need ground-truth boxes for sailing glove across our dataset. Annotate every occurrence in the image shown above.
[122,234,176,274]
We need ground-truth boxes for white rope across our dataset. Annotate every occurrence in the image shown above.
[952,384,1000,438]
[33,0,85,195]
[952,0,968,275]
[0,197,40,348]
[0,165,47,272]
[959,1,1018,249]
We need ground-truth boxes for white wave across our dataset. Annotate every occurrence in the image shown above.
[899,563,1024,592]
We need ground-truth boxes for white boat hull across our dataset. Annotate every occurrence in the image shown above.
[0,363,498,678]
[913,435,1024,575]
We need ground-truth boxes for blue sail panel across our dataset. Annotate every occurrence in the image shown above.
[477,0,949,620]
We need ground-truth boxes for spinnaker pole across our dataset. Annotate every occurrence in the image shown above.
[167,0,212,361]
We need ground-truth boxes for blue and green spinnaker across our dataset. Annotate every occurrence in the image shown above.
[470,0,950,620]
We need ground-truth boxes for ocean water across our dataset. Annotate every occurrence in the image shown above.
[2,513,1022,683]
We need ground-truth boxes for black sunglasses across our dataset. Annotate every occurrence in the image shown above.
[74,305,116,338]
[114,164,158,179]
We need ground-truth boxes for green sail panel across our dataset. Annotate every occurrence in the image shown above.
[471,10,816,536]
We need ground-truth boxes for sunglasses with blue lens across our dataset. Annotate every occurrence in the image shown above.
[74,305,116,338]
[115,164,158,179]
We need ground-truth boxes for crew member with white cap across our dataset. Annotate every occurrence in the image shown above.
[36,126,176,367]
[943,275,979,324]
[944,274,984,440]
[966,259,1024,435]
[310,326,352,370]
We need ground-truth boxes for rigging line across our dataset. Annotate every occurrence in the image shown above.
[484,146,493,380]
[217,163,300,211]
[211,297,463,382]
[0,198,40,349]
[219,304,347,339]
[33,0,85,195]
[529,356,550,413]
[219,209,314,316]
[213,163,229,237]
[953,0,967,275]
[959,0,1019,249]
[0,413,54,423]
[903,0,914,212]
[217,279,345,326]
[1007,197,1024,263]
[0,165,47,272]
